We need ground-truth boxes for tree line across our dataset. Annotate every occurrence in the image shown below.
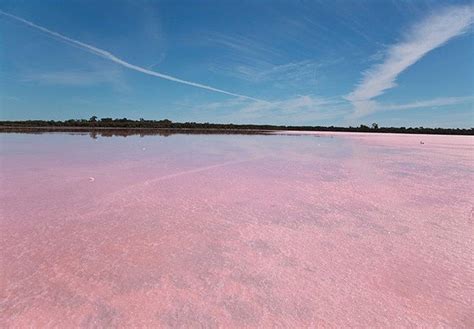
[0,117,472,135]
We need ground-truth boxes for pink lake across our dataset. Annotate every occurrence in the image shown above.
[1,131,473,327]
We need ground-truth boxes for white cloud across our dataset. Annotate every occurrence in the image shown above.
[204,31,343,91]
[22,69,127,90]
[206,33,282,62]
[213,60,320,84]
[381,96,474,111]
[346,5,474,117]
[190,95,348,125]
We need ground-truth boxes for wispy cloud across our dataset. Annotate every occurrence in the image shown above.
[188,95,348,125]
[21,68,128,91]
[210,60,318,85]
[0,10,262,101]
[204,30,344,87]
[206,33,283,63]
[213,58,343,89]
[207,41,343,96]
[381,96,474,111]
[346,5,474,117]
[1,95,21,102]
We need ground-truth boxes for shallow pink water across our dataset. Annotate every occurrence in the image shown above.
[1,132,473,327]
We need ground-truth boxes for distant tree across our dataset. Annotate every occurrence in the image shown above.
[157,119,173,128]
[1,117,472,135]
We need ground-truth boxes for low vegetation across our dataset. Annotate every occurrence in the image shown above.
[0,117,472,135]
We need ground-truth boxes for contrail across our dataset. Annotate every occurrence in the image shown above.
[0,10,263,102]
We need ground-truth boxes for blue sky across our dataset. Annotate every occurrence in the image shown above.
[1,0,473,127]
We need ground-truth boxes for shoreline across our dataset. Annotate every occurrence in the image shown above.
[1,125,473,136]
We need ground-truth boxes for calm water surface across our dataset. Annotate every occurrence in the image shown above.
[1,132,473,327]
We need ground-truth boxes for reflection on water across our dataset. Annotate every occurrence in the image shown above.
[0,127,274,139]
[1,132,473,327]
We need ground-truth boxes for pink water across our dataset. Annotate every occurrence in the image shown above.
[1,132,473,327]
